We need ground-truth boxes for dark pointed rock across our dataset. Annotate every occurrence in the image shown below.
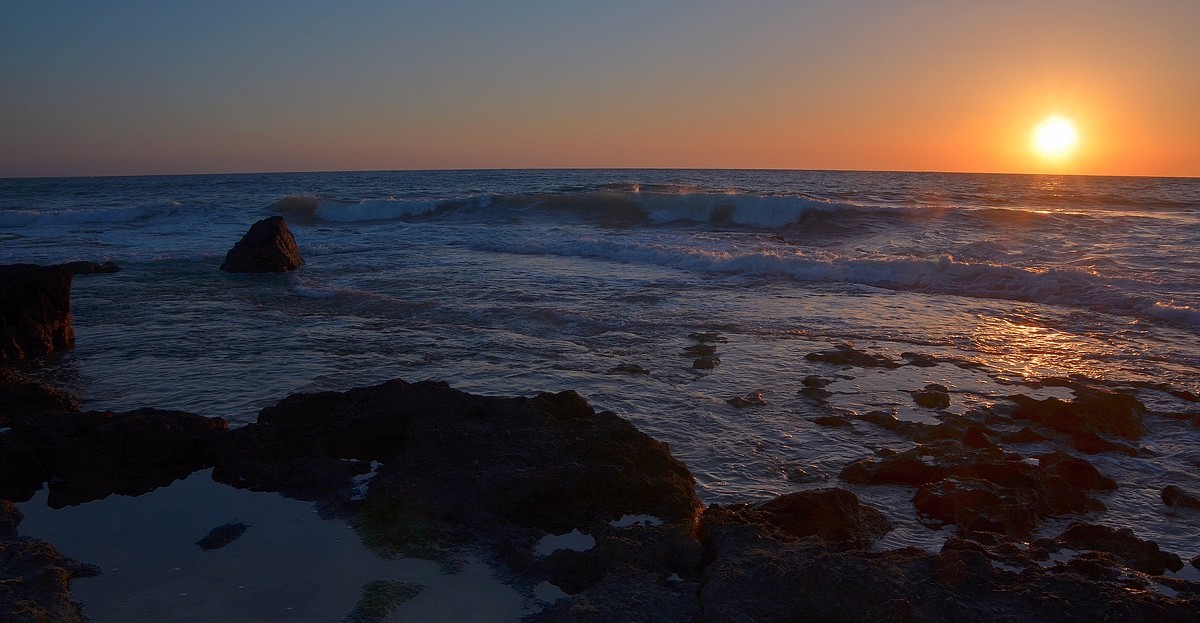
[196,522,251,551]
[220,216,304,273]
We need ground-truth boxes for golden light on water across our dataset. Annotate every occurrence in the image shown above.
[1032,116,1079,161]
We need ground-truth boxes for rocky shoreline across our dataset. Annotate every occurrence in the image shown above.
[3,247,1199,621]
[3,365,1199,622]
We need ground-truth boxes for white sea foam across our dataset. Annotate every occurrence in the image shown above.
[0,204,176,228]
[473,237,1200,328]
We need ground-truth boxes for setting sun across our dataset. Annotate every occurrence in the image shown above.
[1032,116,1079,160]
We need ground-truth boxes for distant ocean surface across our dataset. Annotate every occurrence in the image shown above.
[3,169,1199,553]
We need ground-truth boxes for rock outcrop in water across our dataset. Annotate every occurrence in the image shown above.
[0,264,74,361]
[220,216,305,273]
[0,262,120,361]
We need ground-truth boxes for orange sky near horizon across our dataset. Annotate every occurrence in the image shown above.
[1,1,1197,178]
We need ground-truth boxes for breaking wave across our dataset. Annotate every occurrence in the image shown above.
[473,237,1200,329]
[0,203,178,228]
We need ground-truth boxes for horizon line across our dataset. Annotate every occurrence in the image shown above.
[2,166,1196,182]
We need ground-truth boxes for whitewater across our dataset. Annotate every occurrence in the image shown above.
[3,168,1199,562]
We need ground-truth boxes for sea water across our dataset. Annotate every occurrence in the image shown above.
[3,169,1199,589]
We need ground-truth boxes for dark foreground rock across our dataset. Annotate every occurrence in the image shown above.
[8,377,1197,622]
[843,442,1114,539]
[220,216,304,273]
[698,512,1200,623]
[213,379,702,547]
[0,367,80,415]
[0,408,227,505]
[0,264,74,361]
[0,539,98,623]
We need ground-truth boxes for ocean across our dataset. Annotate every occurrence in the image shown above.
[3,170,1200,613]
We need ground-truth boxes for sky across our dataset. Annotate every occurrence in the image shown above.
[2,0,1197,178]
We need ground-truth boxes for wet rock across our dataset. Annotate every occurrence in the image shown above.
[699,512,1200,623]
[911,383,951,410]
[0,367,79,415]
[787,466,822,483]
[212,380,702,550]
[728,392,766,408]
[812,416,851,428]
[0,500,20,540]
[687,332,725,343]
[962,426,997,449]
[220,216,305,273]
[805,344,899,368]
[1,407,227,505]
[691,357,719,370]
[798,386,831,400]
[801,375,832,388]
[914,476,1041,538]
[0,538,98,623]
[606,363,650,375]
[1049,522,1183,575]
[196,522,251,551]
[1163,485,1200,510]
[528,568,701,623]
[901,351,938,367]
[1010,388,1146,440]
[342,580,424,623]
[0,264,75,361]
[1170,389,1198,402]
[55,260,119,275]
[702,488,892,550]
[843,443,1113,537]
[538,524,703,598]
[682,344,715,356]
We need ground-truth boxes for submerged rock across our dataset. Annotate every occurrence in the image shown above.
[1163,485,1200,510]
[341,580,424,623]
[196,522,251,551]
[220,216,304,273]
[691,357,719,370]
[606,363,650,375]
[682,344,716,357]
[728,392,766,408]
[805,344,899,368]
[0,264,75,361]
[55,261,119,275]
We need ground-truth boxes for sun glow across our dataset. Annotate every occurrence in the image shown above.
[1032,116,1079,160]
